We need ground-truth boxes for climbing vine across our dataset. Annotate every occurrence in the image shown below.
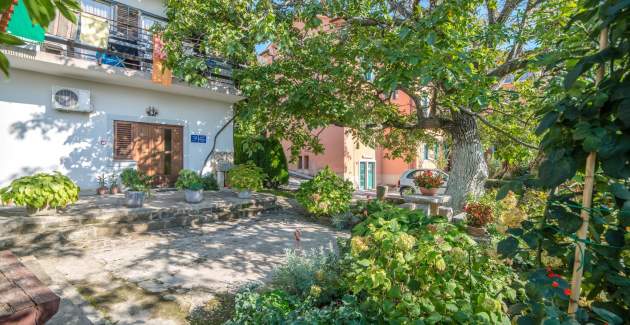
[497,1,629,323]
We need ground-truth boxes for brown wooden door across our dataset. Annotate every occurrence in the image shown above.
[115,121,183,187]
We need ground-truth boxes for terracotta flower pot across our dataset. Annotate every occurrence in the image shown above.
[110,186,120,194]
[419,187,438,196]
[467,225,487,237]
[97,187,108,196]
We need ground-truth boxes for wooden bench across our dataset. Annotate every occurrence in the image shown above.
[0,251,59,325]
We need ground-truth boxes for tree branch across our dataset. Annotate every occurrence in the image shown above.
[459,107,539,150]
[496,0,524,24]
[487,57,530,78]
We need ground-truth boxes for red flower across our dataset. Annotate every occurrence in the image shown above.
[564,288,572,296]
[551,281,559,288]
[547,272,555,278]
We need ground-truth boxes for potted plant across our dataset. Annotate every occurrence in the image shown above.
[175,169,204,203]
[413,170,444,196]
[109,173,120,194]
[0,172,80,215]
[464,202,494,237]
[228,162,264,199]
[120,168,151,208]
[96,174,108,195]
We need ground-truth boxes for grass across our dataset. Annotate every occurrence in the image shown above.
[261,188,296,199]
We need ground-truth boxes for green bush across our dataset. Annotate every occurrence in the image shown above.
[235,136,289,188]
[0,172,79,210]
[296,166,353,217]
[226,286,297,324]
[229,162,265,192]
[348,206,517,323]
[201,173,219,191]
[175,169,203,191]
[120,168,151,192]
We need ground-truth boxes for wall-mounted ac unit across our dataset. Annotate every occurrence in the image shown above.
[51,86,92,113]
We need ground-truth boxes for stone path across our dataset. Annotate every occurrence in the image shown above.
[32,201,346,325]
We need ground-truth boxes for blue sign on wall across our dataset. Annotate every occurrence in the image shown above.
[191,134,207,143]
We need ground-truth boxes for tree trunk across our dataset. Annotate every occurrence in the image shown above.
[446,112,489,211]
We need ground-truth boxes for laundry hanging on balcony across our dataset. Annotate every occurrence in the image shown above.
[152,33,172,86]
[6,0,45,42]
[79,12,109,48]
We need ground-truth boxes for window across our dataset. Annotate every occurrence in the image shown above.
[303,155,309,169]
[298,156,303,169]
[114,121,133,160]
[423,144,429,160]
[420,95,430,117]
[81,0,112,19]
[164,128,172,175]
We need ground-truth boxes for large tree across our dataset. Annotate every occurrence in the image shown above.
[162,0,575,209]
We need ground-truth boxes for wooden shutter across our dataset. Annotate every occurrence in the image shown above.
[114,121,133,160]
[115,5,139,40]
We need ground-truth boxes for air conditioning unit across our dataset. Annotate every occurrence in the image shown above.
[51,86,92,113]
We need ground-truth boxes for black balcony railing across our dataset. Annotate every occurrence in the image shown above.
[42,11,235,87]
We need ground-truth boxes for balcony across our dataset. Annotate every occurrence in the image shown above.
[2,7,241,102]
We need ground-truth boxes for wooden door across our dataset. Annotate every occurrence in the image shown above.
[114,121,183,187]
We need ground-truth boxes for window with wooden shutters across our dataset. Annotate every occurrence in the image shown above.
[115,4,139,40]
[114,121,133,160]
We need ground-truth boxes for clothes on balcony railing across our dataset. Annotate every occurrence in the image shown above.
[79,12,109,48]
[7,0,45,42]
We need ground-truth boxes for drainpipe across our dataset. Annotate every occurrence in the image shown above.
[201,114,235,176]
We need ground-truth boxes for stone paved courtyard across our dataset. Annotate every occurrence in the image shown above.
[25,200,347,325]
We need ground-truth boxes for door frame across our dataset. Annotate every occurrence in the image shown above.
[358,159,376,191]
[107,115,190,168]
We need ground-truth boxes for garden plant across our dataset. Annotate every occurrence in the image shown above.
[0,172,80,212]
[229,162,265,197]
[296,166,354,217]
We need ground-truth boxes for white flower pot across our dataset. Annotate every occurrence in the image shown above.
[184,189,204,203]
[237,190,252,199]
[124,191,145,208]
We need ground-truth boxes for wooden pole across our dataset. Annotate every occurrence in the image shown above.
[567,27,608,316]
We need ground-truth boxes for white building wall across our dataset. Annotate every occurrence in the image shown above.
[0,69,234,190]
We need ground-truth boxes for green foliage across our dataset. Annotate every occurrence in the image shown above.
[234,136,289,188]
[495,0,630,322]
[348,206,517,323]
[120,168,151,192]
[295,166,353,217]
[0,0,79,76]
[0,172,79,210]
[175,169,203,191]
[201,173,219,191]
[226,286,298,325]
[229,162,264,192]
[270,248,342,303]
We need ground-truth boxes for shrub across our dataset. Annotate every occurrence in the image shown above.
[270,248,342,303]
[414,170,444,188]
[296,166,353,217]
[226,287,297,324]
[234,136,289,188]
[120,168,151,192]
[201,173,219,191]
[229,162,265,192]
[175,169,203,191]
[0,172,79,210]
[348,205,517,323]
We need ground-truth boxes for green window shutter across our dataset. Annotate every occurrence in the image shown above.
[423,144,429,160]
[434,143,439,159]
[7,0,45,42]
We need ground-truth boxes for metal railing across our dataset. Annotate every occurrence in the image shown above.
[41,11,236,87]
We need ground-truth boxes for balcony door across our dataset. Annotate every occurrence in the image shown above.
[359,161,376,191]
[114,121,183,187]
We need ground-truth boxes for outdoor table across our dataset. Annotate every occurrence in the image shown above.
[0,251,60,325]
[402,194,451,216]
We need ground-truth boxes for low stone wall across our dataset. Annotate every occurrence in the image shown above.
[0,192,277,250]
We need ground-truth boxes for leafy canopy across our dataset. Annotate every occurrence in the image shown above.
[162,0,575,160]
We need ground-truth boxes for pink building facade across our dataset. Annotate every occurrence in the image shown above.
[284,90,442,190]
